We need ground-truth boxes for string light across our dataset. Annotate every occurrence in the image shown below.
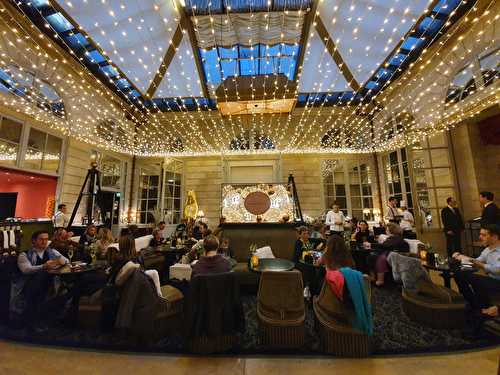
[0,0,497,158]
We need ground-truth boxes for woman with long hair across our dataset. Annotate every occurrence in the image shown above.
[95,227,114,258]
[317,234,354,270]
[118,234,137,262]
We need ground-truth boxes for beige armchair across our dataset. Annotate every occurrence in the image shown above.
[257,270,305,349]
[313,275,372,357]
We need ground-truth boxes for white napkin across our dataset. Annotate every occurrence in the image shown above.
[2,231,8,250]
[255,246,275,259]
[9,230,16,247]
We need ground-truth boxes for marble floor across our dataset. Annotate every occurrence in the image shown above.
[0,340,498,375]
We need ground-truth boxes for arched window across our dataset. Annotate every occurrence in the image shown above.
[0,64,65,118]
[445,47,499,104]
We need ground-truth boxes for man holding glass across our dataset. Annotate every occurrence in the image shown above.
[11,230,68,330]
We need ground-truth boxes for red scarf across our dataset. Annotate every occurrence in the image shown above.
[325,269,345,300]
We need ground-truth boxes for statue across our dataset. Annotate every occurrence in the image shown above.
[184,190,199,221]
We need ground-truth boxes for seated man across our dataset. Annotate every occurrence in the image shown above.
[452,224,500,314]
[191,235,231,276]
[11,230,69,329]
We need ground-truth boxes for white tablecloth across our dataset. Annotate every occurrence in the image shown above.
[169,263,192,281]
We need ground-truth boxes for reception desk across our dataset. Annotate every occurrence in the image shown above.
[220,223,298,262]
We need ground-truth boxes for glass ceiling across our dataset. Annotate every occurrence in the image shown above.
[201,43,299,86]
[57,0,179,94]
[185,0,313,15]
[155,36,204,98]
[11,0,473,113]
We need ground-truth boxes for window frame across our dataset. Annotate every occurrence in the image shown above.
[321,158,377,221]
[135,159,184,225]
[409,134,457,231]
[0,113,65,178]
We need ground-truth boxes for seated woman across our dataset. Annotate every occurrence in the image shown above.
[351,220,374,247]
[368,222,409,286]
[50,228,79,257]
[116,235,163,297]
[95,227,114,259]
[317,235,373,335]
[317,234,354,270]
[294,226,322,264]
[191,235,232,277]
[149,229,165,248]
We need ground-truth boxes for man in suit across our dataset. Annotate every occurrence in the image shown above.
[441,197,465,257]
[480,191,500,226]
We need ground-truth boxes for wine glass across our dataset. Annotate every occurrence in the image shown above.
[67,248,74,262]
[90,248,96,264]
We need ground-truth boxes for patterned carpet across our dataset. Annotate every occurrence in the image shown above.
[0,284,498,356]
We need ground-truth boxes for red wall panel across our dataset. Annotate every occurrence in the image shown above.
[0,168,57,218]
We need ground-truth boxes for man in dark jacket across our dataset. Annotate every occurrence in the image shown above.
[480,191,500,226]
[441,197,465,257]
[191,235,231,277]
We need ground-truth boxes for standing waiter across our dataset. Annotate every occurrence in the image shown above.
[52,204,70,229]
[441,197,464,257]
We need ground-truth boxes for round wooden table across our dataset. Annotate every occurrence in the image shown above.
[249,258,295,273]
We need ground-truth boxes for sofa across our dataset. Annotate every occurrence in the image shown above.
[221,223,297,287]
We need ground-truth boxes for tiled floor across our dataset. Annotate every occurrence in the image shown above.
[0,340,498,375]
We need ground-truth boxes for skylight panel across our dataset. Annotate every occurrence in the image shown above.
[400,37,425,52]
[417,17,444,36]
[115,78,131,90]
[101,65,119,78]
[433,0,461,16]
[65,33,90,50]
[85,50,106,64]
[46,13,74,33]
[31,0,50,9]
[221,59,238,79]
[201,49,222,85]
[389,53,407,67]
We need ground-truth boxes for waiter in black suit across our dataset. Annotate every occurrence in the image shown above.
[480,191,500,226]
[441,197,464,257]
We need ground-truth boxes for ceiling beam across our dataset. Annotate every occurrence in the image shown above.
[293,0,319,84]
[315,16,361,92]
[146,24,184,98]
[175,1,210,98]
